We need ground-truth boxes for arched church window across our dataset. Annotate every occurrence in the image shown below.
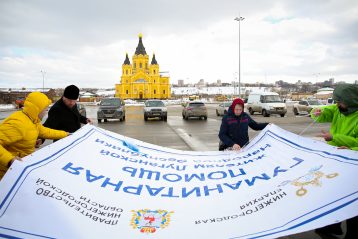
[154,90,156,94]
[140,63,142,68]
[134,63,136,68]
[154,70,156,74]
[126,69,128,74]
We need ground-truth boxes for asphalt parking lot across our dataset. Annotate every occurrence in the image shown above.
[86,103,330,152]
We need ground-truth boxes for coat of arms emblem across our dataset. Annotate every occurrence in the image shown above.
[278,165,338,196]
[130,209,174,233]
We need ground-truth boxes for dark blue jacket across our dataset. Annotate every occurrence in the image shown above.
[218,108,268,148]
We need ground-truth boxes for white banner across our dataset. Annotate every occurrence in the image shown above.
[0,124,357,239]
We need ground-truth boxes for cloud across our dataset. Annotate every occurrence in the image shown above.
[0,0,357,88]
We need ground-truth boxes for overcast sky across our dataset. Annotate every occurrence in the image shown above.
[0,0,357,89]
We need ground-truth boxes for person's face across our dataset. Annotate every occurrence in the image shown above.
[234,104,243,116]
[63,97,77,109]
[38,107,48,120]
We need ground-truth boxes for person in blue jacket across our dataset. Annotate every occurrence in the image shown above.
[218,98,269,151]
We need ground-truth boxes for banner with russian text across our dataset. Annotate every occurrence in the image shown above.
[0,124,357,239]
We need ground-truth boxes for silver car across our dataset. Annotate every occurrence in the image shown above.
[77,103,86,117]
[293,99,323,115]
[143,100,167,121]
[97,98,125,123]
[182,101,207,120]
[216,102,231,116]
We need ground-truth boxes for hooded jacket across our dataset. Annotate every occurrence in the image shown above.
[311,84,358,150]
[0,92,68,179]
[219,99,268,148]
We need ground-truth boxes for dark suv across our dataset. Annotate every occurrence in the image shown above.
[143,100,167,121]
[97,98,125,123]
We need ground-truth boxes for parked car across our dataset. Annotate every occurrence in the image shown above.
[143,99,167,121]
[293,99,323,115]
[216,102,231,116]
[97,98,125,123]
[326,97,335,105]
[246,92,287,117]
[182,101,207,120]
[77,103,86,117]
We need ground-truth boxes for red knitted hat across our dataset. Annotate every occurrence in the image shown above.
[231,98,244,111]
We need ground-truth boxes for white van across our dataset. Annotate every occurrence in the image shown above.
[246,92,287,117]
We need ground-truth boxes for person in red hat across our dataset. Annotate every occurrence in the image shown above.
[218,98,269,151]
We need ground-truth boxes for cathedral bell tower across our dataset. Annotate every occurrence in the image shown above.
[115,34,171,100]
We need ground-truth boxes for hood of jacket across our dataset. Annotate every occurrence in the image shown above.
[333,84,358,115]
[22,92,52,123]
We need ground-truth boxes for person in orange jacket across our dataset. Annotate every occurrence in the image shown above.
[0,92,69,180]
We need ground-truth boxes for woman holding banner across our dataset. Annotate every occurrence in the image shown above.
[0,92,69,180]
[218,98,268,151]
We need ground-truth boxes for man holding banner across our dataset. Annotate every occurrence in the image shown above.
[311,83,358,239]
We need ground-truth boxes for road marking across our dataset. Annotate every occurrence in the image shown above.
[173,128,211,151]
[164,115,222,151]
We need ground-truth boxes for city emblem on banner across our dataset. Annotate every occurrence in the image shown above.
[130,209,174,233]
[278,165,338,196]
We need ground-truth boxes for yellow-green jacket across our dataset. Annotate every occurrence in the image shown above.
[311,105,358,150]
[0,92,68,179]
[310,84,358,151]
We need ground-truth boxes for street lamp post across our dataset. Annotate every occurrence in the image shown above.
[40,70,45,92]
[233,72,238,97]
[313,73,320,85]
[234,16,244,98]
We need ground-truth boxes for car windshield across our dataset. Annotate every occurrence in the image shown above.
[224,102,231,107]
[307,100,322,105]
[263,95,282,103]
[146,101,165,107]
[100,99,120,106]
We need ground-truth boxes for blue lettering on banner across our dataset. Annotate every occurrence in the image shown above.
[61,157,302,198]
[121,167,246,182]
[96,139,187,164]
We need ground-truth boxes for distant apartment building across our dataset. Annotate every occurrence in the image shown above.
[178,79,184,87]
[196,79,206,88]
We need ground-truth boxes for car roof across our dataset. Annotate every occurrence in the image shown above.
[102,97,120,100]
